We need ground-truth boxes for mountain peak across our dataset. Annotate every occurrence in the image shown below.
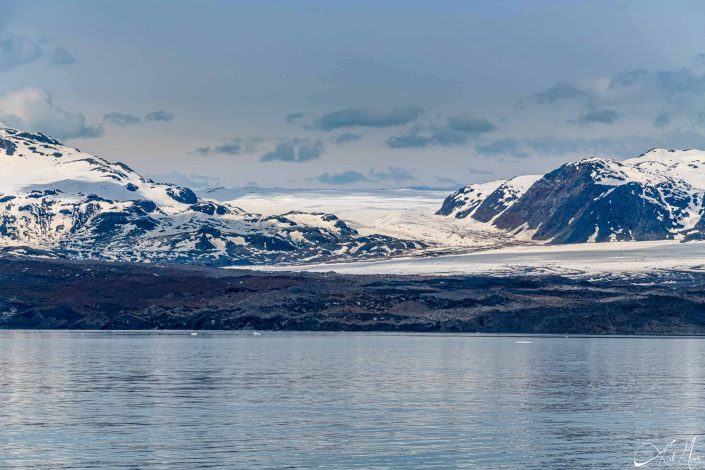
[439,146,705,244]
[0,125,422,265]
[633,147,705,161]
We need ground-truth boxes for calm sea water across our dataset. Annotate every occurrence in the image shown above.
[0,331,703,469]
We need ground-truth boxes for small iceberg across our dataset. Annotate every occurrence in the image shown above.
[190,332,198,336]
[252,331,262,336]
[514,340,532,344]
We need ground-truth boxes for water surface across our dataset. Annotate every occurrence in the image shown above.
[0,331,702,468]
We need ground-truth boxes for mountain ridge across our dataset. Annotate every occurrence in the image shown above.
[0,125,422,265]
[438,148,705,243]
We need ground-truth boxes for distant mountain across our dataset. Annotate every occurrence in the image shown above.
[438,149,705,243]
[0,126,421,265]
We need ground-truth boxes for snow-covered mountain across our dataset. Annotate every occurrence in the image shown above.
[438,149,705,243]
[0,126,421,265]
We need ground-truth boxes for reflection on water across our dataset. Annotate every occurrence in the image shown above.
[0,331,703,468]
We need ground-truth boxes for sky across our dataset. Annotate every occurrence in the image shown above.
[3,0,705,189]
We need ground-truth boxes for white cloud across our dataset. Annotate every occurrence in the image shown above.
[0,87,102,139]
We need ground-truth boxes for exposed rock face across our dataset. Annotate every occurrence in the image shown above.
[0,125,422,265]
[438,150,705,243]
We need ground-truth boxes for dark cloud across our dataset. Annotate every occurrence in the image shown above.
[488,137,596,157]
[475,138,528,159]
[0,7,74,72]
[0,34,42,72]
[316,170,368,185]
[654,112,670,129]
[144,110,174,122]
[334,133,361,144]
[386,132,435,148]
[197,143,242,156]
[75,126,104,139]
[104,110,174,127]
[523,55,705,133]
[447,114,497,134]
[103,112,141,126]
[196,138,261,156]
[0,4,72,72]
[216,143,243,155]
[436,175,462,185]
[285,112,306,123]
[260,139,323,162]
[317,105,422,131]
[386,114,496,148]
[531,81,590,104]
[297,141,324,161]
[467,168,495,176]
[315,166,415,185]
[47,47,75,67]
[369,166,415,181]
[576,106,619,124]
[609,68,705,95]
[261,143,295,162]
[524,55,705,134]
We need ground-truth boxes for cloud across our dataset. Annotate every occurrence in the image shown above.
[654,112,670,129]
[386,132,436,148]
[531,81,591,104]
[0,5,71,73]
[316,170,368,185]
[285,112,306,124]
[315,166,416,185]
[472,129,705,161]
[333,132,361,144]
[104,110,174,126]
[260,139,323,162]
[196,138,261,156]
[148,171,221,190]
[317,105,422,131]
[0,13,74,72]
[369,166,415,181]
[522,55,705,136]
[197,143,242,156]
[529,57,705,124]
[0,87,102,139]
[0,34,42,72]
[297,141,324,161]
[467,168,495,176]
[575,106,619,124]
[144,110,174,122]
[609,68,705,96]
[103,112,141,126]
[475,138,528,159]
[447,114,497,134]
[386,114,497,148]
[436,175,462,185]
[47,47,75,67]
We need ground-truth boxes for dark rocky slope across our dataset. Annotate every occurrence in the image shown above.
[438,149,705,244]
[2,256,705,334]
